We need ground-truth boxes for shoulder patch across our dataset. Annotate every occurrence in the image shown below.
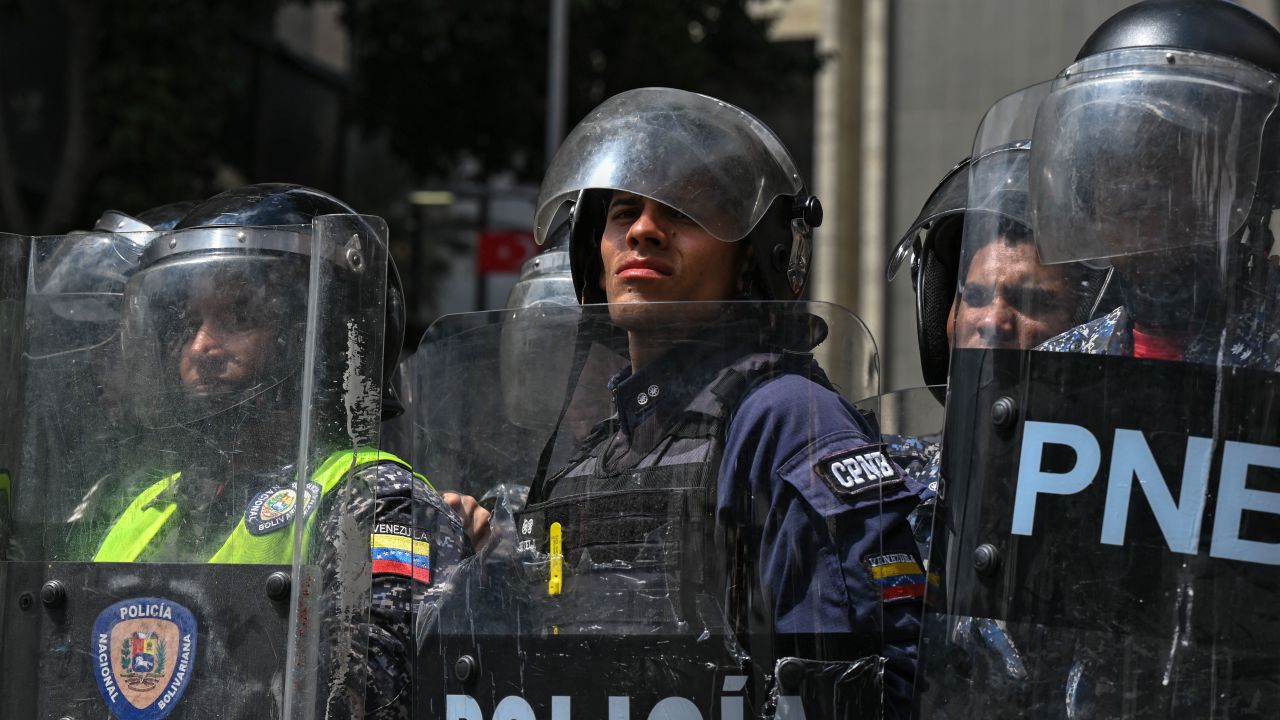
[91,596,198,720]
[244,481,322,536]
[813,443,903,500]
[864,552,926,603]
[372,523,432,585]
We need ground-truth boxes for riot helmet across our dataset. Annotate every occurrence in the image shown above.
[94,200,196,235]
[121,183,405,437]
[1029,0,1280,335]
[499,218,581,430]
[534,87,823,304]
[504,217,575,311]
[29,199,195,359]
[890,142,1110,386]
[887,157,970,388]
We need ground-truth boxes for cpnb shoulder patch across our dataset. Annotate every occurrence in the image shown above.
[864,552,926,603]
[813,443,904,500]
[371,522,431,584]
[91,597,198,720]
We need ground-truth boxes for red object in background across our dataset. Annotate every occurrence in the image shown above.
[476,230,539,274]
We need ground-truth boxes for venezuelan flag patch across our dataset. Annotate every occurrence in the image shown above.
[865,552,926,603]
[371,522,431,584]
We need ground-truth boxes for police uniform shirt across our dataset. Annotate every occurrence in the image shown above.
[604,340,927,712]
[1037,275,1280,368]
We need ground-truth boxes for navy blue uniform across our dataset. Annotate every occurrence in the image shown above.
[317,461,471,720]
[600,339,927,712]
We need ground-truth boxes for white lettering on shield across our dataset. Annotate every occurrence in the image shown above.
[1011,421,1280,566]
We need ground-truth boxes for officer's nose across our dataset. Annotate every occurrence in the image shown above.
[186,321,224,358]
[974,296,1017,348]
[626,201,671,250]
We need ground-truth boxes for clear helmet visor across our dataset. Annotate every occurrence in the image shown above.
[886,158,973,282]
[1031,48,1280,265]
[122,251,311,430]
[534,87,804,244]
[952,84,1111,353]
[25,230,152,357]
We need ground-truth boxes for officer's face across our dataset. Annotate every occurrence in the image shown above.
[598,192,743,312]
[953,239,1075,350]
[179,287,275,395]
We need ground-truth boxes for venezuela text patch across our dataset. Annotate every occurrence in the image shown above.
[371,522,431,584]
[864,553,927,603]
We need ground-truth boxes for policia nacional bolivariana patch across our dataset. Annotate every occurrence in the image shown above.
[813,443,903,500]
[244,481,322,536]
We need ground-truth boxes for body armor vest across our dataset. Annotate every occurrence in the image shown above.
[518,351,814,634]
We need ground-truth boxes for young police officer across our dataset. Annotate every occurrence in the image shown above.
[524,87,926,717]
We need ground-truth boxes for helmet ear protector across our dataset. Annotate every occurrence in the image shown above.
[565,189,823,305]
[912,214,963,388]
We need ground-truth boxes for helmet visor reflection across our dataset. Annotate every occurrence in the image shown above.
[535,87,803,245]
[1031,49,1279,265]
[122,253,309,429]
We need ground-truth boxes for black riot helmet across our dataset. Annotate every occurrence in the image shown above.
[122,183,405,435]
[887,156,970,388]
[1030,0,1280,317]
[534,87,823,304]
[894,141,1114,385]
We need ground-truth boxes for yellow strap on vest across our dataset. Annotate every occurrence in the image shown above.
[94,449,425,564]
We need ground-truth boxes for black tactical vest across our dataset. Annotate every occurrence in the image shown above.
[518,351,814,634]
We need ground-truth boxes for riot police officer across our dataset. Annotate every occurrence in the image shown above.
[916,1,1280,717]
[1033,0,1280,367]
[886,142,1108,523]
[85,184,473,719]
[522,87,926,717]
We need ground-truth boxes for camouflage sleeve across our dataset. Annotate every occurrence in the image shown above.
[317,460,472,720]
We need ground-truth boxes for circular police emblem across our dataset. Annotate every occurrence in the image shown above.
[245,481,322,536]
[91,597,198,720]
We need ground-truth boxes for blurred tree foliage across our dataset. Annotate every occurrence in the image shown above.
[0,0,265,234]
[0,0,816,236]
[340,0,819,182]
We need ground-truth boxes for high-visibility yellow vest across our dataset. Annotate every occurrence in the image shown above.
[94,449,427,564]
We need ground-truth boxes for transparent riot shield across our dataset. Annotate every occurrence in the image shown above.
[285,214,394,720]
[0,216,390,720]
[918,49,1280,719]
[406,300,914,719]
[0,233,28,556]
[860,387,946,562]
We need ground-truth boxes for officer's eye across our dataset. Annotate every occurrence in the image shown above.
[608,204,639,224]
[1008,287,1058,316]
[961,283,994,308]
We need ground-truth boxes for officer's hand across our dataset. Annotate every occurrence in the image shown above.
[442,492,492,551]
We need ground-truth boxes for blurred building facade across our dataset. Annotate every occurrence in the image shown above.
[765,0,1279,392]
[16,1,1273,374]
